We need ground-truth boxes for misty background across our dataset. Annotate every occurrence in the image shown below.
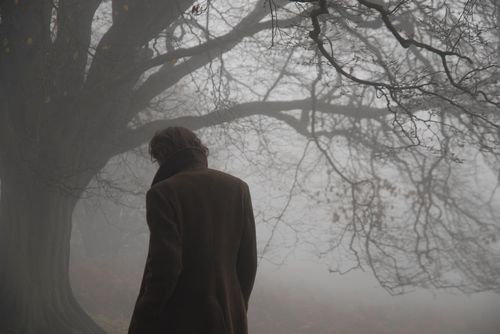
[1,0,500,333]
[69,128,500,333]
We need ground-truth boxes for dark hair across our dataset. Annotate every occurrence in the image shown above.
[149,127,209,165]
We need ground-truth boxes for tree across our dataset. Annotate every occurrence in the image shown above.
[0,0,301,332]
[0,0,499,332]
[285,0,500,294]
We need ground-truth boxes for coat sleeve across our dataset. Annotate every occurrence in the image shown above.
[128,187,183,334]
[236,182,258,311]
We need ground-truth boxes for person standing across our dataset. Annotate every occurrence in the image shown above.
[128,127,257,334]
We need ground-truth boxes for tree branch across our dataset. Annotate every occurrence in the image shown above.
[112,99,388,155]
[50,0,101,97]
[357,0,471,62]
[84,0,195,89]
[125,14,303,121]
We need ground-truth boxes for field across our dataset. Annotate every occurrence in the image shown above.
[70,250,500,334]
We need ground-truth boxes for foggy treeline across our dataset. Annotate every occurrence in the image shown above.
[1,0,500,333]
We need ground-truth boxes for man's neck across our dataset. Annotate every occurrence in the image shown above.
[151,148,208,186]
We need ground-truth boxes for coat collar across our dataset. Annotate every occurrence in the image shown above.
[151,148,208,186]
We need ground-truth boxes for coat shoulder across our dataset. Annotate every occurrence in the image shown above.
[204,168,248,185]
[151,168,248,192]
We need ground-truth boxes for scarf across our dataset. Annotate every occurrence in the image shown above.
[151,147,208,186]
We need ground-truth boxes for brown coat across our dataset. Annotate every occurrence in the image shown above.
[128,149,257,334]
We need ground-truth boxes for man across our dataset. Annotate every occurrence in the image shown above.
[128,127,258,334]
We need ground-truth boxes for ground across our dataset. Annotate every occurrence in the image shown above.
[70,248,500,334]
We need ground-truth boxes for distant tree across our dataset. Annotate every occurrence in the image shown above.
[0,0,499,333]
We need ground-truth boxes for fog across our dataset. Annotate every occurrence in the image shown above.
[69,135,500,333]
[1,0,500,333]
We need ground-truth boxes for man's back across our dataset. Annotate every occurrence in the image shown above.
[129,167,257,334]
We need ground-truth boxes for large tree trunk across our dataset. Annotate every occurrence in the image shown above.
[0,162,105,334]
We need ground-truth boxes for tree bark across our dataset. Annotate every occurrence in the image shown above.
[0,162,105,334]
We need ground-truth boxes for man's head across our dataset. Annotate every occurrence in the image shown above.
[149,127,209,165]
